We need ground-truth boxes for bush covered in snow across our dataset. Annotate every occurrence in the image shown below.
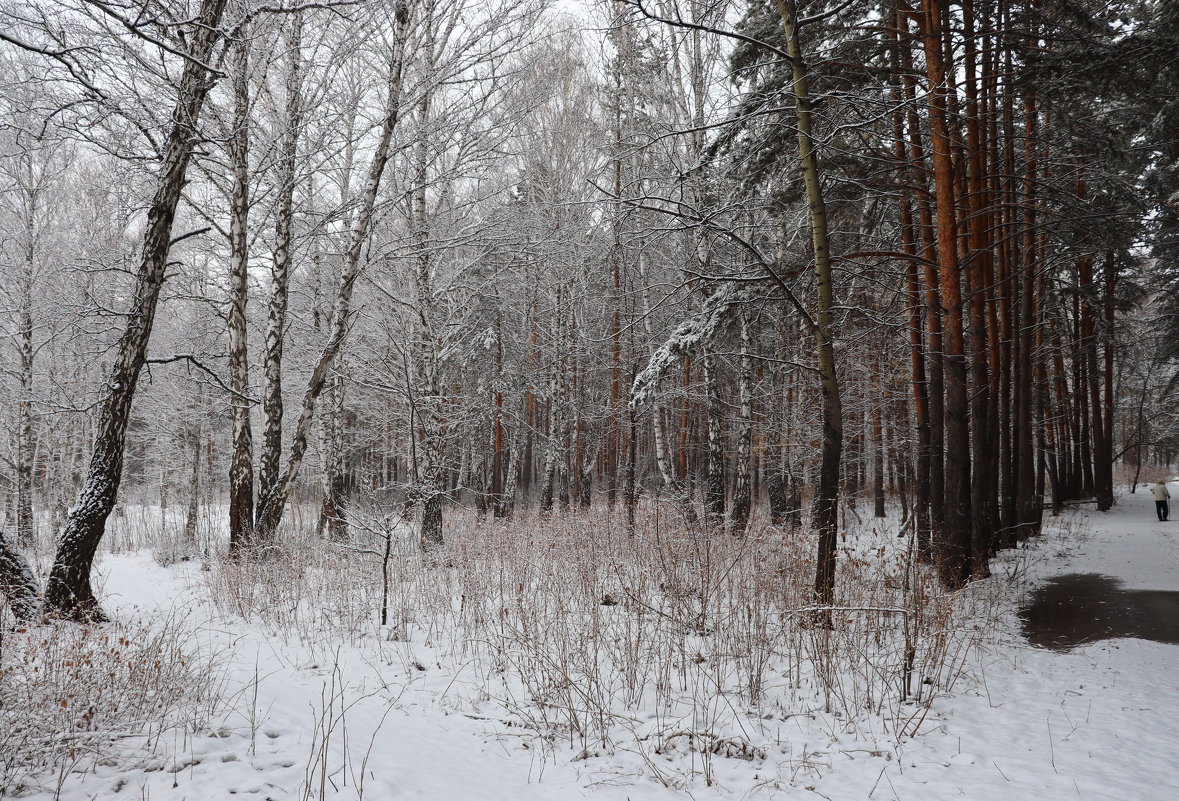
[0,613,227,795]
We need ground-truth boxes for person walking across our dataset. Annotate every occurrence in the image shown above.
[1151,480,1171,521]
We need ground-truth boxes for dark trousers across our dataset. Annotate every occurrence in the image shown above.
[1157,500,1169,521]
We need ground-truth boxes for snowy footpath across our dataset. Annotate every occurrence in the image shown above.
[888,485,1179,801]
[19,485,1179,801]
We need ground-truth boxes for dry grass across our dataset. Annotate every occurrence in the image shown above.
[0,611,228,796]
[204,503,991,782]
[0,498,1027,792]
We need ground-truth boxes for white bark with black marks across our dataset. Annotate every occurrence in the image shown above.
[227,26,255,553]
[16,270,34,548]
[703,352,726,530]
[43,0,231,620]
[254,1,412,541]
[730,312,753,534]
[319,371,349,542]
[257,13,304,508]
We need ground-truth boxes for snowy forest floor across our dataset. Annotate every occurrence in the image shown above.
[4,485,1179,801]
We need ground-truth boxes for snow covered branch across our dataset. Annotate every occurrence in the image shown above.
[630,282,754,408]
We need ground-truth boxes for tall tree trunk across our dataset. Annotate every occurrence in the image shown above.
[540,344,561,513]
[730,313,753,534]
[257,13,304,514]
[899,13,945,549]
[768,333,792,528]
[702,352,726,529]
[624,389,638,534]
[1098,252,1117,510]
[1076,299,1095,497]
[496,416,524,518]
[1049,319,1074,508]
[1014,47,1039,541]
[963,0,993,575]
[906,247,933,551]
[42,0,229,620]
[227,29,255,554]
[606,23,629,511]
[1034,249,1049,530]
[891,396,912,521]
[319,372,348,541]
[410,35,445,550]
[15,144,40,550]
[919,0,971,587]
[870,349,887,519]
[15,271,34,548]
[891,12,932,552]
[184,421,201,547]
[254,2,411,540]
[997,0,1020,545]
[183,380,203,547]
[982,14,1004,543]
[774,0,842,615]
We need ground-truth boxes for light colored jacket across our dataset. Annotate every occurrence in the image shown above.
[1151,483,1170,501]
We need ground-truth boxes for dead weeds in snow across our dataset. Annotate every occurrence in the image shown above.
[201,505,999,785]
[0,609,228,796]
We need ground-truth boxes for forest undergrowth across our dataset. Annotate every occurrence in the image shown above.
[203,504,1018,787]
[0,609,230,796]
[1,502,1059,794]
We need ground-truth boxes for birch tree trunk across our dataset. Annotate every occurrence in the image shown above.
[183,380,204,548]
[767,335,791,528]
[730,312,753,534]
[702,352,726,530]
[184,420,201,547]
[11,130,49,552]
[1098,252,1117,510]
[624,390,638,533]
[42,0,229,620]
[410,34,445,549]
[16,267,34,548]
[540,290,563,513]
[227,28,255,553]
[257,13,304,506]
[491,309,507,512]
[496,417,524,518]
[318,372,348,541]
[254,1,412,541]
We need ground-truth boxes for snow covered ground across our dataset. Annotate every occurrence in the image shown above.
[6,485,1179,801]
[886,484,1179,801]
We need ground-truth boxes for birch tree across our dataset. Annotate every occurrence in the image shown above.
[0,63,73,550]
[253,0,414,541]
[1,0,233,619]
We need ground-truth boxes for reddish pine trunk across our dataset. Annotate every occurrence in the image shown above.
[919,0,971,587]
